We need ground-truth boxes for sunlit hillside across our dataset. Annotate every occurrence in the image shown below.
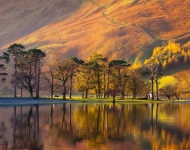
[1,0,190,62]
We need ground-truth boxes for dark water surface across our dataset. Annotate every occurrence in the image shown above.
[0,103,190,150]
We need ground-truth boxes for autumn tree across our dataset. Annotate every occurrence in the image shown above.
[173,71,190,99]
[68,57,84,98]
[128,69,148,99]
[145,40,190,70]
[87,53,108,98]
[160,85,175,100]
[74,62,94,98]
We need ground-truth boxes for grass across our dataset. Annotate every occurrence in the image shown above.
[0,96,189,106]
[52,96,190,104]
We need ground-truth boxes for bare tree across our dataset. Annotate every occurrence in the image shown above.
[54,60,70,100]
[41,65,59,98]
[143,62,161,100]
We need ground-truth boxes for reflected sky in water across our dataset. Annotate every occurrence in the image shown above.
[0,103,190,150]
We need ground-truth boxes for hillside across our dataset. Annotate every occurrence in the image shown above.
[0,0,86,48]
[1,0,190,62]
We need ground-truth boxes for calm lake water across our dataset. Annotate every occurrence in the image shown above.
[0,103,190,150]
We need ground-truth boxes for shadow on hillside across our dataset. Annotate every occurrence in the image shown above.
[140,39,163,60]
[0,0,87,47]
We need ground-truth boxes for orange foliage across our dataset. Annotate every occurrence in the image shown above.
[144,40,190,69]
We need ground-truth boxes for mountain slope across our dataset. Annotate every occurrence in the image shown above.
[1,0,190,62]
[0,0,86,47]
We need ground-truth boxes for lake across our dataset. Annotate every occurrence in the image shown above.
[0,102,190,150]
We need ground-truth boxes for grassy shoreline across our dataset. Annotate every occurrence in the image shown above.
[0,97,189,106]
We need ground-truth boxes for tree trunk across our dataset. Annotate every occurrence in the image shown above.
[151,77,154,100]
[69,76,73,99]
[36,67,41,98]
[62,85,66,100]
[30,91,33,97]
[62,92,66,100]
[121,87,125,99]
[35,62,40,99]
[107,72,110,98]
[98,77,101,98]
[20,66,24,98]
[103,71,106,98]
[85,89,88,98]
[112,90,116,103]
[82,92,84,98]
[14,62,17,98]
[155,79,159,100]
[51,75,54,99]
[34,61,38,98]
[51,88,53,99]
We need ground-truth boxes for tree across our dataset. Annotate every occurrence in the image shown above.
[27,49,46,98]
[54,59,70,100]
[41,65,59,98]
[68,57,84,98]
[143,62,159,100]
[74,62,94,98]
[109,60,130,99]
[160,85,175,100]
[14,49,45,98]
[19,57,35,97]
[172,71,190,99]
[16,51,28,97]
[128,69,144,98]
[5,43,25,97]
[87,53,108,98]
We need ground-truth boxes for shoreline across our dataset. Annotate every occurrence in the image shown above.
[0,97,189,106]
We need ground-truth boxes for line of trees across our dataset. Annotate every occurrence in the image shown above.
[41,53,135,100]
[3,41,188,100]
[1,44,152,100]
[41,52,153,100]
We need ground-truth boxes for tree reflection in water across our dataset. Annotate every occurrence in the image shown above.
[1,103,190,149]
[0,120,7,150]
[45,103,190,150]
[11,105,43,150]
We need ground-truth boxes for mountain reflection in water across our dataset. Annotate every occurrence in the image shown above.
[0,103,190,150]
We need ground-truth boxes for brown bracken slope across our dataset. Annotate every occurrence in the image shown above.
[1,0,190,62]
